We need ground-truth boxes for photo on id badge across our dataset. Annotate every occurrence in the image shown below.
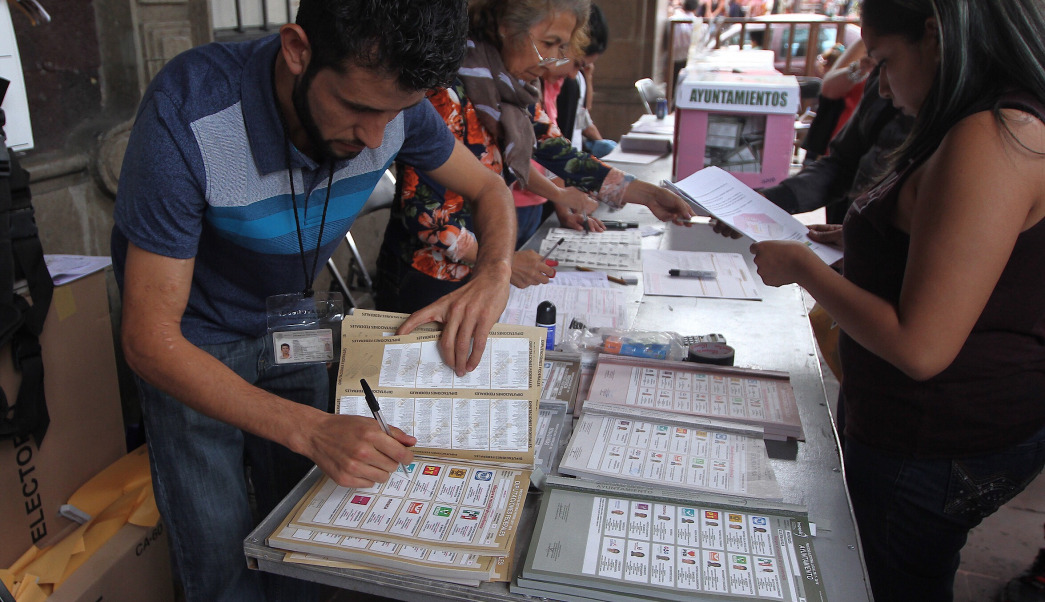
[271,329,334,365]
[266,291,343,365]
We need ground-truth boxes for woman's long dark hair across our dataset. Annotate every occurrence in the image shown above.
[861,0,1045,167]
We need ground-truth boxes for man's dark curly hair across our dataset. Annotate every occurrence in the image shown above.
[295,0,468,91]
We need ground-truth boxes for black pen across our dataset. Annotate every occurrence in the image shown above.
[669,268,716,279]
[541,236,566,262]
[360,378,409,476]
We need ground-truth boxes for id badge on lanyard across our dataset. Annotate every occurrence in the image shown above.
[267,151,342,365]
[267,291,343,365]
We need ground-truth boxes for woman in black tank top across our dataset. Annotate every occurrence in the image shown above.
[744,0,1045,600]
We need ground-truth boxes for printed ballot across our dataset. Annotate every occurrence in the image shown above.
[538,227,644,271]
[665,167,843,265]
[334,311,547,466]
[558,402,782,500]
[513,478,829,602]
[266,310,547,581]
[583,354,803,441]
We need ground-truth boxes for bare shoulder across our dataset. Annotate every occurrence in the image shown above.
[930,108,1045,228]
[943,108,1045,160]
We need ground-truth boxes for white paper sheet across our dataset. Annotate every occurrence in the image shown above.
[630,113,676,136]
[666,167,844,265]
[498,283,630,344]
[642,250,761,300]
[601,145,666,164]
[45,254,112,285]
[548,271,610,288]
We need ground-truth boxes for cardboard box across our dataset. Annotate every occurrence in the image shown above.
[0,270,126,567]
[47,521,174,602]
[673,68,799,188]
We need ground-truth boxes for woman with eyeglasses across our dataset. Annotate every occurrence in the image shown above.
[375,0,694,313]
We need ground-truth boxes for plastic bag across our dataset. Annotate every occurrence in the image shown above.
[558,327,687,361]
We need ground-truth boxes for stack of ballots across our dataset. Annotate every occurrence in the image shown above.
[264,310,547,585]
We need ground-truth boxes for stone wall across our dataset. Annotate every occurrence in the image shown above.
[14,0,666,263]
[12,0,210,260]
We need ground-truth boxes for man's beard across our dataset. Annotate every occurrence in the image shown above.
[291,68,360,161]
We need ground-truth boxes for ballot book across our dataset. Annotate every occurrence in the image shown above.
[512,478,829,602]
[267,466,510,583]
[265,310,546,581]
[529,350,583,487]
[558,403,782,501]
[541,350,584,412]
[583,354,804,441]
[533,398,573,489]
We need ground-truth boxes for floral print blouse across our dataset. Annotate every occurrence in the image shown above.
[382,78,629,283]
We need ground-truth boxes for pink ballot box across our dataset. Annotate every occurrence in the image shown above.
[673,69,799,188]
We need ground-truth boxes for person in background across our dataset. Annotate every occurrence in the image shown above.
[698,0,726,19]
[819,40,873,139]
[764,67,912,224]
[516,4,617,245]
[749,0,1045,599]
[111,1,519,599]
[671,0,700,98]
[553,3,615,158]
[814,43,846,78]
[532,3,616,229]
[761,68,913,449]
[375,0,695,313]
[801,40,874,163]
[747,0,768,17]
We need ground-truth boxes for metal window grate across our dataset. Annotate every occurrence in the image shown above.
[212,0,294,41]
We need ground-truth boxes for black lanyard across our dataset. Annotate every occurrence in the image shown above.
[286,146,334,297]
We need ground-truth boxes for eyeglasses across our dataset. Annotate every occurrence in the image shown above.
[531,37,571,67]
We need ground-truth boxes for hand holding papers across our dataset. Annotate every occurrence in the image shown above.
[665,167,844,265]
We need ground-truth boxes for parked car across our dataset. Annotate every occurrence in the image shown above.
[711,15,861,75]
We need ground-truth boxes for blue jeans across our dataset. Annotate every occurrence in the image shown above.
[136,335,325,602]
[844,424,1045,601]
[516,204,546,250]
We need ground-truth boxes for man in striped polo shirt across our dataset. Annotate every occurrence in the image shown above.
[110,1,515,599]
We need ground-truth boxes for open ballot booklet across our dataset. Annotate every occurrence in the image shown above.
[665,166,844,266]
[513,478,829,602]
[266,310,547,583]
[584,354,803,441]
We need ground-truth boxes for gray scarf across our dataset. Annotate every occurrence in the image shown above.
[458,38,540,186]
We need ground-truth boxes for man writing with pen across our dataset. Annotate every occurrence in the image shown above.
[110,1,526,600]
